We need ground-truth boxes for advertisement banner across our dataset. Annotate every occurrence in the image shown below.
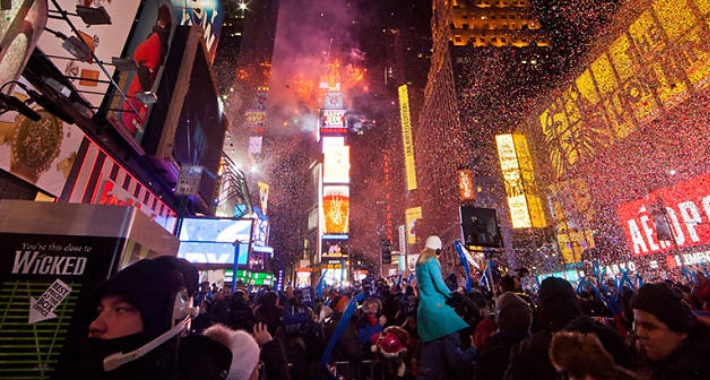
[107,0,178,142]
[497,134,531,228]
[0,80,85,196]
[251,213,269,248]
[398,224,406,254]
[322,238,348,258]
[172,0,224,63]
[37,0,141,111]
[496,133,546,229]
[617,171,710,256]
[178,217,253,264]
[324,92,344,109]
[321,109,346,129]
[0,233,124,377]
[458,169,475,200]
[398,85,417,190]
[63,138,176,232]
[405,206,422,245]
[258,182,269,216]
[323,145,350,183]
[245,110,266,127]
[322,185,349,234]
[178,217,253,243]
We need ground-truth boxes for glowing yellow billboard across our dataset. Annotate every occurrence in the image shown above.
[322,186,349,234]
[538,0,710,178]
[405,206,422,244]
[398,85,417,190]
[496,133,546,229]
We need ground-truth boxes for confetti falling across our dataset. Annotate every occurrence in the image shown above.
[215,0,710,278]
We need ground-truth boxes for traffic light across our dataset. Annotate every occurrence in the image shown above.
[381,239,392,264]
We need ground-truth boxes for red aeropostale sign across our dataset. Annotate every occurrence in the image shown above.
[617,172,710,256]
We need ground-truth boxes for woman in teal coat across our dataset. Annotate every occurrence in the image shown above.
[416,235,475,379]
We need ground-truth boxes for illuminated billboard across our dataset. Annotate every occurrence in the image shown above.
[178,217,253,243]
[458,169,475,200]
[405,206,422,245]
[322,238,348,258]
[37,0,141,113]
[258,182,269,215]
[323,146,350,183]
[321,109,346,128]
[178,241,249,265]
[0,79,85,197]
[64,138,176,232]
[172,0,224,63]
[322,136,345,150]
[538,0,710,178]
[177,217,252,264]
[105,0,179,145]
[398,85,417,190]
[245,110,266,127]
[617,171,710,257]
[324,93,344,109]
[322,185,349,234]
[496,133,546,229]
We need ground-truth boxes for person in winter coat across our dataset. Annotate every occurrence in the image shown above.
[227,291,255,331]
[631,283,710,380]
[323,295,362,362]
[473,292,532,380]
[549,331,641,380]
[504,276,582,380]
[415,235,475,380]
[255,291,283,336]
[356,297,386,347]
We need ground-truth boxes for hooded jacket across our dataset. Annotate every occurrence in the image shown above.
[504,277,582,380]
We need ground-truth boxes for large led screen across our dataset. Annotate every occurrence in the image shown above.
[320,109,346,132]
[323,146,350,183]
[322,185,349,234]
[178,218,253,264]
[179,241,249,264]
[178,217,253,242]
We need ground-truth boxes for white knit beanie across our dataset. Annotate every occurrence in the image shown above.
[204,324,260,380]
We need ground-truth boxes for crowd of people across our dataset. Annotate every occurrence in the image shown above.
[53,235,710,380]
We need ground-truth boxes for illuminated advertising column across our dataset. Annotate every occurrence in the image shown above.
[398,85,417,191]
[496,133,547,229]
[319,92,350,285]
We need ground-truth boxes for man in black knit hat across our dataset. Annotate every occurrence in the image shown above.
[631,282,710,380]
[56,256,231,380]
